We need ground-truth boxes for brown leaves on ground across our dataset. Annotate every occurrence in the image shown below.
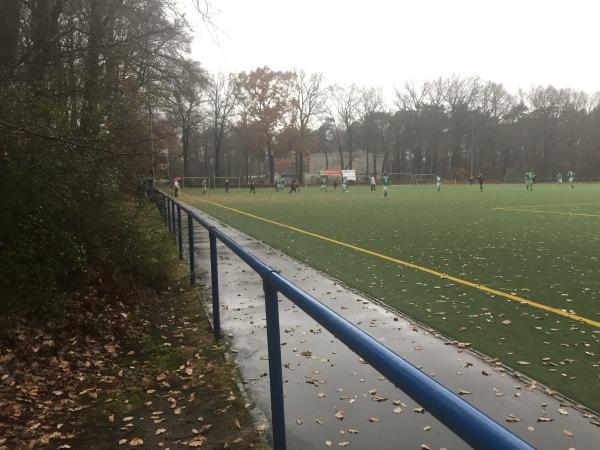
[0,286,140,449]
[0,275,265,450]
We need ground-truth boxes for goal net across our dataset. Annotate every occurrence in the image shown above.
[182,177,210,188]
[304,172,346,188]
[387,172,416,185]
[213,176,241,188]
[414,173,438,184]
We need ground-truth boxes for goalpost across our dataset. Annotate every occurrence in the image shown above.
[213,176,241,188]
[182,176,211,188]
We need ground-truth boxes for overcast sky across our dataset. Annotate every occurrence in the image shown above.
[180,0,600,99]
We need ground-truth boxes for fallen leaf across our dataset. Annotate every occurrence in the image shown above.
[562,429,573,437]
[155,428,167,435]
[368,416,380,422]
[335,410,345,420]
[129,438,144,446]
[188,436,206,447]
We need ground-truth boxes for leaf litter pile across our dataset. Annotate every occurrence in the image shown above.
[0,269,265,449]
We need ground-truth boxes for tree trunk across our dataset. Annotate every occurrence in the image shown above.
[337,145,344,171]
[0,0,22,78]
[182,126,190,178]
[244,146,249,182]
[214,118,221,178]
[80,1,105,136]
[373,151,377,176]
[266,141,275,184]
[381,151,389,174]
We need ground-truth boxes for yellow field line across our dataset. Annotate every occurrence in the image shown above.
[197,199,600,328]
[496,202,600,209]
[493,207,600,218]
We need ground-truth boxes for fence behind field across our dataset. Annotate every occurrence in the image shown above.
[152,189,534,450]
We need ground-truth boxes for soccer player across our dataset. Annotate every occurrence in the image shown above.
[567,170,575,189]
[174,179,180,197]
[525,170,534,191]
[477,172,485,192]
[249,177,256,195]
[556,172,563,185]
[224,177,230,193]
[370,175,376,192]
[333,179,339,191]
[320,177,327,192]
[381,173,390,197]
[341,176,348,193]
[435,175,442,192]
[202,178,207,195]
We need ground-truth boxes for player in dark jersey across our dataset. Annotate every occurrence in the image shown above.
[249,177,256,194]
[477,172,485,192]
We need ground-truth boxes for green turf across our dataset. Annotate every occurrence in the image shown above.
[184,183,600,411]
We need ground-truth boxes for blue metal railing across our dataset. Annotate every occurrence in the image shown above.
[154,191,534,450]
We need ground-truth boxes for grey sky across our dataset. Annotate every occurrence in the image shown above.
[181,0,600,100]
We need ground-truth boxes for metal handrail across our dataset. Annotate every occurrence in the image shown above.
[154,190,535,450]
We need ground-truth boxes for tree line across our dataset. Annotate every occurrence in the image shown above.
[159,68,600,184]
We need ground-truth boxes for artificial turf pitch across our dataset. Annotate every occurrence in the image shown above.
[183,183,600,412]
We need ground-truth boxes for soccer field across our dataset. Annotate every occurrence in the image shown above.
[183,183,600,411]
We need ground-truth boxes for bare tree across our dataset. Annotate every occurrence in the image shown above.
[160,59,207,178]
[360,87,384,175]
[291,70,326,179]
[207,72,238,179]
[328,84,361,169]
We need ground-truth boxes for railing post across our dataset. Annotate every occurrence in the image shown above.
[177,206,183,259]
[166,198,171,231]
[188,214,196,285]
[263,279,286,450]
[209,230,221,340]
[170,201,176,241]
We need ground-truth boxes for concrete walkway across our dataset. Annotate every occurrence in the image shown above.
[182,206,599,450]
